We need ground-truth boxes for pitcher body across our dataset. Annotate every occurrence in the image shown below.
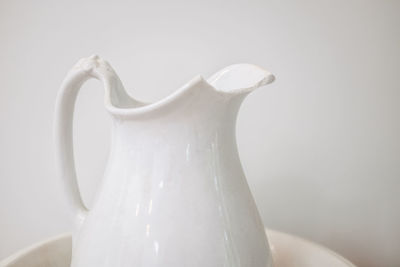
[55,55,275,267]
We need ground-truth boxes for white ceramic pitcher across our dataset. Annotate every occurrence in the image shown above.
[55,55,275,267]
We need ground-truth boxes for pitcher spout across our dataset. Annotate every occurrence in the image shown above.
[207,64,275,96]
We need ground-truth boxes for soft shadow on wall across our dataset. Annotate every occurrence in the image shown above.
[0,1,399,267]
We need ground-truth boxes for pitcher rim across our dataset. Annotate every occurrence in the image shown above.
[72,55,275,117]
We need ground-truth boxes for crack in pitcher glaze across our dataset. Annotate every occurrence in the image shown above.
[54,55,275,267]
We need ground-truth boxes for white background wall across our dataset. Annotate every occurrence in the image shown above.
[0,0,399,266]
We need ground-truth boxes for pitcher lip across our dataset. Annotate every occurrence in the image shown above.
[105,75,208,117]
[105,70,274,117]
[80,56,274,117]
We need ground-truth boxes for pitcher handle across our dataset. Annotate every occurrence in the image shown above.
[54,55,123,222]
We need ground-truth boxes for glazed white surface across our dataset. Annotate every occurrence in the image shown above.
[55,56,274,266]
[0,230,355,267]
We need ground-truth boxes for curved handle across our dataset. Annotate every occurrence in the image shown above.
[54,55,122,222]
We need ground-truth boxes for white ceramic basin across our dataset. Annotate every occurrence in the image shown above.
[0,229,355,267]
